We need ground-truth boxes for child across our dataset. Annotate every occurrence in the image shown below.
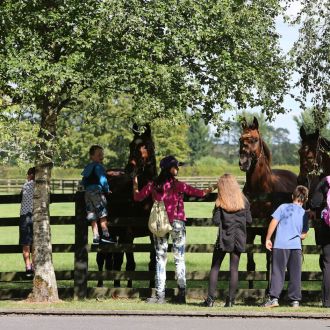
[203,173,252,307]
[261,185,309,308]
[81,145,116,245]
[19,167,35,277]
[133,155,216,304]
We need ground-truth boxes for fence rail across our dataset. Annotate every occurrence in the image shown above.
[0,176,246,194]
[0,192,323,302]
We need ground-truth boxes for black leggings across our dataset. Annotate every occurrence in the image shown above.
[207,249,241,300]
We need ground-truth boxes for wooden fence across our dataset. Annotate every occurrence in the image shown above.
[0,192,323,302]
[0,177,246,194]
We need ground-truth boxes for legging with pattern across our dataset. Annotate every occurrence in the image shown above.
[153,220,186,294]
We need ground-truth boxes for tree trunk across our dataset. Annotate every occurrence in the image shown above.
[28,103,59,302]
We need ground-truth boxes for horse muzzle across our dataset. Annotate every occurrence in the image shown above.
[239,154,252,172]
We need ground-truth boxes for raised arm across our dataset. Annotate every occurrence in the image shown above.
[133,176,153,201]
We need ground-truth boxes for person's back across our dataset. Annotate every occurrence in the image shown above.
[273,202,308,250]
[261,185,309,308]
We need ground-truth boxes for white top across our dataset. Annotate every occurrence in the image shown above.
[20,180,34,215]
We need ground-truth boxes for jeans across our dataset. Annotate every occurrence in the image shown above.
[153,220,186,295]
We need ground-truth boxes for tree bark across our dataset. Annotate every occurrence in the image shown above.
[28,103,59,302]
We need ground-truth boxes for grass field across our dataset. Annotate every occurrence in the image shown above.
[0,202,321,291]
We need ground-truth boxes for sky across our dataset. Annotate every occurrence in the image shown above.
[272,9,301,143]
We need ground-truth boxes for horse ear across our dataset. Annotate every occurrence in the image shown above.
[299,126,307,140]
[252,117,259,130]
[241,118,248,129]
[132,123,139,135]
[144,123,151,137]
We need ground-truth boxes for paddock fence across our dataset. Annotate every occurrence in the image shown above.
[0,177,246,194]
[0,192,323,303]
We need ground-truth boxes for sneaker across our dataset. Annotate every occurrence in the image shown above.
[25,268,34,278]
[290,300,299,308]
[146,295,165,304]
[92,237,100,245]
[260,297,279,308]
[100,234,116,244]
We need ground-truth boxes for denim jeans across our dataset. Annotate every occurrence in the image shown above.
[153,220,186,295]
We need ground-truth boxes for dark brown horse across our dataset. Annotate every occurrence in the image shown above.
[297,126,330,199]
[239,117,297,288]
[96,124,157,288]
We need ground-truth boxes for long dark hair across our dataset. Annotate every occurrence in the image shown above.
[153,168,176,193]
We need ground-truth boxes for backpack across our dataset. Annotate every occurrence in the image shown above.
[321,176,330,227]
[148,200,173,237]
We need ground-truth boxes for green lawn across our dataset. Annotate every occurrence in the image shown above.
[0,200,324,303]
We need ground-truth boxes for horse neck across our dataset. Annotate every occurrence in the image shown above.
[245,157,273,194]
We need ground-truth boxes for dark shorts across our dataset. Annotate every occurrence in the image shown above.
[84,190,108,222]
[19,213,33,246]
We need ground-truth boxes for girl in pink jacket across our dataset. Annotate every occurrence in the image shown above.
[133,155,215,304]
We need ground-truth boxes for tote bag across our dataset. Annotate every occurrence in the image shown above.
[148,200,172,237]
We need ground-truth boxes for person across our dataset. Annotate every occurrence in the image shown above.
[81,145,116,245]
[309,177,330,308]
[19,167,35,277]
[133,155,216,304]
[261,185,309,308]
[202,173,252,307]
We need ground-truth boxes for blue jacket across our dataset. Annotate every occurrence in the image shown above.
[81,162,110,193]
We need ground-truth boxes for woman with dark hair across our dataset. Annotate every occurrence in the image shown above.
[309,177,330,308]
[133,155,215,304]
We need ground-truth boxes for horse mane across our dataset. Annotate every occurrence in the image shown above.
[320,136,330,152]
[262,139,272,165]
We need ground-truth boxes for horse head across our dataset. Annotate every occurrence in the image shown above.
[126,123,157,185]
[239,117,268,172]
[298,126,320,184]
[297,126,330,195]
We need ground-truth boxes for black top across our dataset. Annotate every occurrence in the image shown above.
[212,198,252,252]
[310,178,330,246]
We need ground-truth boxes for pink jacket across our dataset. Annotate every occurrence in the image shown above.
[134,179,206,222]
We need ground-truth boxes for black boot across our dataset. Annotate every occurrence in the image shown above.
[224,296,234,307]
[172,287,186,304]
[202,295,215,307]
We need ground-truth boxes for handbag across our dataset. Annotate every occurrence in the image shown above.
[148,200,172,237]
[148,186,173,237]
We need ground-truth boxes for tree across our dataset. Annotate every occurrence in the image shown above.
[289,0,330,128]
[0,1,289,301]
[293,107,330,140]
[187,119,212,164]
[56,94,191,168]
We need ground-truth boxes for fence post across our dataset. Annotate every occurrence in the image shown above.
[74,191,88,299]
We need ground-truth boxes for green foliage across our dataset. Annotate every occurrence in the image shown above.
[187,119,212,164]
[289,0,330,127]
[293,108,330,140]
[0,0,290,136]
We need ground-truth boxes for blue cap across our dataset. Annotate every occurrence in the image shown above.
[159,155,184,169]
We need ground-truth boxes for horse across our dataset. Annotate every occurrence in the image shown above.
[96,124,157,288]
[238,117,297,289]
[297,126,330,200]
